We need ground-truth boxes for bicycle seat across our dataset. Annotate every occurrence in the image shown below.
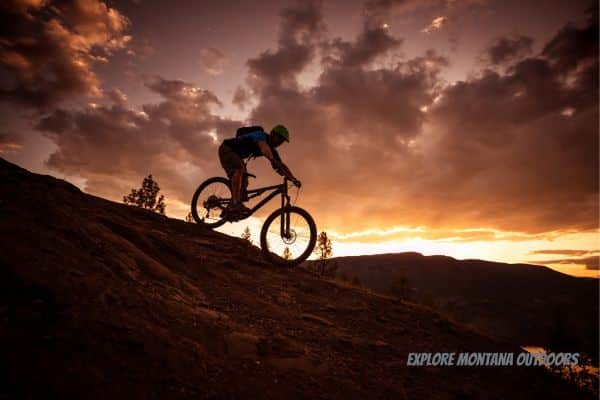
[245,173,256,179]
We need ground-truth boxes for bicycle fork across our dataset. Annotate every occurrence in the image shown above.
[280,184,291,239]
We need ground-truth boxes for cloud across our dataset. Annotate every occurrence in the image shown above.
[422,16,447,34]
[34,77,240,206]
[241,2,597,236]
[323,25,401,67]
[0,0,130,109]
[363,0,487,25]
[532,255,599,270]
[484,34,533,65]
[415,8,598,234]
[200,47,228,76]
[246,1,324,93]
[23,1,597,241]
[232,86,250,111]
[0,131,23,154]
[529,248,600,270]
[241,3,452,232]
[107,88,127,106]
[529,249,600,256]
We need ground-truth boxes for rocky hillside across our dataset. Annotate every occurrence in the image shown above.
[321,253,598,360]
[0,157,592,399]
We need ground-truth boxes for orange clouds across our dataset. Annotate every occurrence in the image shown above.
[1,0,596,249]
[0,0,130,108]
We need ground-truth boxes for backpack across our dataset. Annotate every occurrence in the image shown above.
[236,125,264,138]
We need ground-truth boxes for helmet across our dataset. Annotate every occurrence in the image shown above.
[271,124,289,142]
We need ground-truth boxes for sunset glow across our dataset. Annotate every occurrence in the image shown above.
[1,0,597,277]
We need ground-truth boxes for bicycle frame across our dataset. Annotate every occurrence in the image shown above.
[240,176,292,238]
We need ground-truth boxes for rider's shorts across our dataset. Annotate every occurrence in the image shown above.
[219,143,245,178]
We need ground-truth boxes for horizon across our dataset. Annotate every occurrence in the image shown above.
[0,0,598,278]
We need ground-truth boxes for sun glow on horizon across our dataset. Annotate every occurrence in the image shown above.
[206,214,599,279]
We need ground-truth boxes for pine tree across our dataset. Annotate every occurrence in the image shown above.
[185,212,194,223]
[241,226,252,243]
[123,174,166,215]
[315,231,332,260]
[283,246,292,260]
[311,231,337,277]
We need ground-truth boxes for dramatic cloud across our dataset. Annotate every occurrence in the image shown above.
[417,8,598,234]
[34,77,239,206]
[323,24,401,67]
[241,3,455,233]
[200,47,228,76]
[241,2,597,236]
[246,1,324,92]
[485,34,533,65]
[7,0,594,247]
[0,0,130,109]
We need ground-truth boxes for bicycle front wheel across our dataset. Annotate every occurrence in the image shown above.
[260,206,317,266]
[191,177,232,228]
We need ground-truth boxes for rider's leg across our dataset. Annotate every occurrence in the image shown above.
[231,167,243,204]
[219,143,245,204]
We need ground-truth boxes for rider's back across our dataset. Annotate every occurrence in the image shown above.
[223,131,281,161]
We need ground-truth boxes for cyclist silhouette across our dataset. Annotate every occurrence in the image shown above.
[218,124,301,219]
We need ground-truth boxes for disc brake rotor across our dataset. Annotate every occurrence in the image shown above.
[282,229,297,244]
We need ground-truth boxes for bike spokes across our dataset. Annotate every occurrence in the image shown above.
[263,209,314,263]
[191,177,232,227]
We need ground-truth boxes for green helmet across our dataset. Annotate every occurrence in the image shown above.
[271,124,289,142]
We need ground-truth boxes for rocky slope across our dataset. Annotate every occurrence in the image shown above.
[0,157,591,399]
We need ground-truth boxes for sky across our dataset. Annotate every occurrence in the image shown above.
[0,0,598,277]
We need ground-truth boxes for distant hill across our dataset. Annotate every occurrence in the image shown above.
[318,253,598,360]
[0,157,592,399]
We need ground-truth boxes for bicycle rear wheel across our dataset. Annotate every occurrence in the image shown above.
[191,177,232,228]
[260,206,317,266]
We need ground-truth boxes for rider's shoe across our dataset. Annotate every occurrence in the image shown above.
[222,203,251,221]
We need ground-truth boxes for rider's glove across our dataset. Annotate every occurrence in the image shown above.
[292,178,302,188]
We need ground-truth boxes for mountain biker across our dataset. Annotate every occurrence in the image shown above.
[218,124,301,218]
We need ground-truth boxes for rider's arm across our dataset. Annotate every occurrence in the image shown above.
[257,140,275,162]
[257,141,300,184]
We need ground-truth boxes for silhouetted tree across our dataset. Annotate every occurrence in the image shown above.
[123,174,166,215]
[185,212,194,223]
[315,231,332,259]
[282,247,292,260]
[241,226,252,243]
[310,231,337,277]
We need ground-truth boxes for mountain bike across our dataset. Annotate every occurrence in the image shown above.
[190,173,317,266]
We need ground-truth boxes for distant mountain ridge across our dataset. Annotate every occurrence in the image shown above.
[321,252,598,360]
[0,157,592,399]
